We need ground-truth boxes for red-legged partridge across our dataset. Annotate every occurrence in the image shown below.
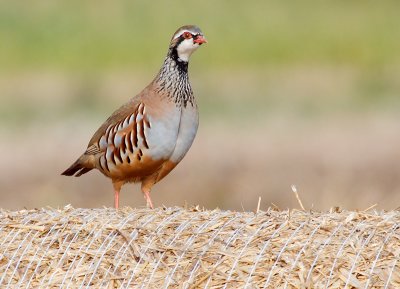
[62,25,206,209]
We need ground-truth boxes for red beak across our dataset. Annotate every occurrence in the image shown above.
[194,35,207,44]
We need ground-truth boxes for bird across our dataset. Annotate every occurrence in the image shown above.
[62,25,207,209]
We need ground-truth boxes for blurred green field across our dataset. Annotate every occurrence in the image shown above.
[1,1,400,210]
[1,0,400,122]
[2,0,400,71]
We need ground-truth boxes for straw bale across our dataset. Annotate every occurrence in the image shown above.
[0,205,399,288]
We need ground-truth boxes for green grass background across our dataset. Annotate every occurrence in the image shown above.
[2,1,400,71]
[2,0,400,119]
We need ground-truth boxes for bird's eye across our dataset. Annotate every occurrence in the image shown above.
[183,32,192,39]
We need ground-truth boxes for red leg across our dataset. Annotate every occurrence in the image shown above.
[143,190,154,209]
[112,182,123,209]
[141,179,155,209]
[114,189,120,209]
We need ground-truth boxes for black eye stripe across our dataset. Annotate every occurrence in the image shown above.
[180,32,202,39]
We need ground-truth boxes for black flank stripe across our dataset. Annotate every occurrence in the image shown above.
[133,115,138,147]
[123,115,130,128]
[139,119,149,149]
[108,131,113,146]
[144,116,151,128]
[120,117,126,129]
[120,134,126,154]
[105,126,111,142]
[98,157,104,171]
[104,157,110,172]
[127,113,134,126]
[110,152,117,165]
[114,148,122,164]
[113,123,118,133]
[126,131,133,153]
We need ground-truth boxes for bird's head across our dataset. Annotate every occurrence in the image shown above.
[169,25,207,62]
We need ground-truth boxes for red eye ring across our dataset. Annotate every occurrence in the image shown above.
[183,32,192,39]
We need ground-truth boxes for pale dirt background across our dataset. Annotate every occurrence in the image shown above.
[1,70,399,211]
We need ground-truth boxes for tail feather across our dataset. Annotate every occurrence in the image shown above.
[62,158,93,177]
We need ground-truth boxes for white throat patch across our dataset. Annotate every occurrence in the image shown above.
[176,38,200,62]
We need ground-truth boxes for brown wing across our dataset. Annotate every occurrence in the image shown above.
[85,98,141,154]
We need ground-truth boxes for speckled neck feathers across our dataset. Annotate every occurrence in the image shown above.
[154,49,194,108]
